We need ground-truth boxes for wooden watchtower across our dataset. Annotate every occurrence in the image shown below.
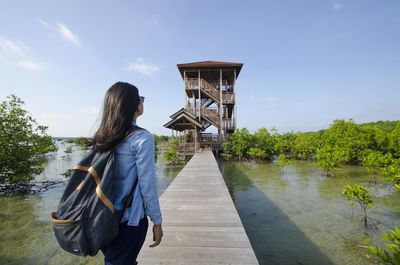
[164,61,243,154]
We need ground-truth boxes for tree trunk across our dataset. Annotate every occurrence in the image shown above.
[363,207,368,227]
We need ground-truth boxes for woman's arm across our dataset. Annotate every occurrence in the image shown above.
[132,130,163,225]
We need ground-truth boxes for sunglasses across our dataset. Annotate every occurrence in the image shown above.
[139,96,145,103]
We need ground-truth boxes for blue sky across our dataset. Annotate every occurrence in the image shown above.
[0,0,399,137]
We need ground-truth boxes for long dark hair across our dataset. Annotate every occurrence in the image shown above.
[88,82,140,151]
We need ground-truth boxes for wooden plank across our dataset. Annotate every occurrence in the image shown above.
[138,150,259,264]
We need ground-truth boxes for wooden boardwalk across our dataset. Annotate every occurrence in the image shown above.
[138,150,259,265]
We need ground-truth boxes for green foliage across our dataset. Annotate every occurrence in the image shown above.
[362,151,391,175]
[72,137,88,149]
[362,151,391,184]
[153,134,169,144]
[368,125,390,153]
[316,146,347,176]
[291,132,319,160]
[381,160,400,192]
[221,152,233,160]
[152,134,159,161]
[367,226,400,265]
[277,154,290,168]
[222,127,277,161]
[36,135,57,153]
[388,122,400,159]
[277,154,290,175]
[361,120,400,133]
[341,184,373,226]
[221,119,399,184]
[360,150,400,189]
[247,147,266,160]
[222,128,253,161]
[314,119,386,175]
[341,184,373,208]
[163,136,179,163]
[320,119,370,164]
[64,145,73,153]
[60,168,73,178]
[275,132,296,156]
[252,128,277,160]
[0,95,54,184]
[64,145,73,158]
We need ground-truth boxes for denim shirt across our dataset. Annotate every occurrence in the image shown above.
[113,121,162,226]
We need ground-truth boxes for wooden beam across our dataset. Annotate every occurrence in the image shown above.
[233,69,237,130]
[198,70,201,122]
[184,70,187,108]
[194,125,197,150]
[219,69,223,136]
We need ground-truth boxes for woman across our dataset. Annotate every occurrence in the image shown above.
[89,81,163,265]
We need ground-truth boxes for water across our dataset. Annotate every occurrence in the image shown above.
[0,142,183,265]
[218,159,400,265]
[1,144,399,265]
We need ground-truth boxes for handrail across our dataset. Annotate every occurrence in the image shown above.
[185,104,196,116]
[185,78,220,103]
[186,78,199,89]
[200,79,220,102]
[222,92,235,103]
[222,118,236,130]
[177,142,196,153]
[201,107,219,126]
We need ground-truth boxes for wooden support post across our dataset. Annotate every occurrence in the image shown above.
[198,70,201,121]
[194,125,197,151]
[233,69,237,130]
[219,69,223,136]
[184,71,187,108]
[193,91,196,116]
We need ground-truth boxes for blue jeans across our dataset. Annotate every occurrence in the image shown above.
[102,216,149,265]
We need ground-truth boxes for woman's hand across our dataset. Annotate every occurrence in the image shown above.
[149,224,163,247]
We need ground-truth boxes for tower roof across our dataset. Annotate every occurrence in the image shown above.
[164,108,203,131]
[177,60,243,79]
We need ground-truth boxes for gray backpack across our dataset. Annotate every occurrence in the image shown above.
[51,126,142,256]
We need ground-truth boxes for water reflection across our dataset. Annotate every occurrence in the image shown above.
[219,161,334,265]
[218,159,400,265]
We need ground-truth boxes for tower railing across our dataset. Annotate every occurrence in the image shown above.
[186,78,199,89]
[200,79,220,103]
[222,118,236,130]
[185,78,220,103]
[201,107,219,127]
[222,92,235,104]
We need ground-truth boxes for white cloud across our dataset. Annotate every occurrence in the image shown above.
[0,36,44,71]
[126,58,159,76]
[17,60,42,71]
[330,1,344,11]
[37,18,51,29]
[56,23,81,47]
[0,36,28,56]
